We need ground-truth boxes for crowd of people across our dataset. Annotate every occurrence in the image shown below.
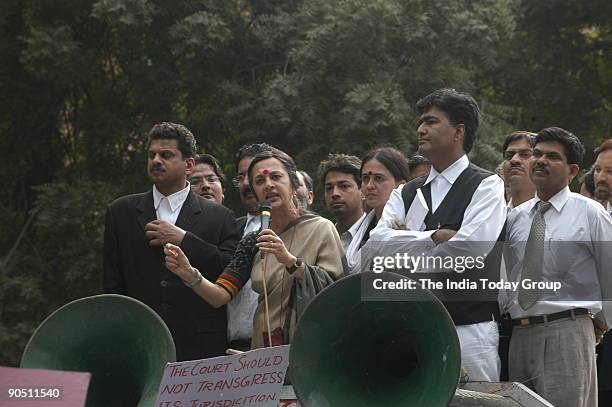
[103,88,612,407]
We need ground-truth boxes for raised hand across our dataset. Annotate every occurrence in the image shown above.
[164,243,195,281]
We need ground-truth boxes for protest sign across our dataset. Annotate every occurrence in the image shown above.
[155,345,290,407]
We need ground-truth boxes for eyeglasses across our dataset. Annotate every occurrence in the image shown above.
[189,175,221,186]
[504,149,533,161]
[232,173,246,187]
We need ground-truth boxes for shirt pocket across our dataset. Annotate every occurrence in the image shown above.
[546,237,590,281]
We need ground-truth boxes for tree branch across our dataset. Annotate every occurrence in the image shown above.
[2,207,39,268]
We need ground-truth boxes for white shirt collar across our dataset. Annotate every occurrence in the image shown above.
[607,201,612,215]
[335,213,366,237]
[530,186,571,213]
[245,212,260,229]
[243,212,262,235]
[152,183,191,212]
[423,154,469,186]
[344,212,367,238]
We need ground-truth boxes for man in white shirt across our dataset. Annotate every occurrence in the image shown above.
[227,143,273,351]
[498,131,537,380]
[505,127,612,407]
[594,139,612,214]
[371,88,507,382]
[407,154,431,181]
[318,154,365,251]
[104,122,240,360]
[188,153,225,205]
[593,139,612,406]
[502,131,537,211]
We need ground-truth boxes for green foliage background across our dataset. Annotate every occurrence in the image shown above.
[1,0,610,365]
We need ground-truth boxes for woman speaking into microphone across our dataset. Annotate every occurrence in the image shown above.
[164,148,344,349]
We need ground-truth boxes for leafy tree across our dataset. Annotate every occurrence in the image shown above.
[493,0,612,163]
[1,179,118,363]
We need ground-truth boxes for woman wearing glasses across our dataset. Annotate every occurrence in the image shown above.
[165,147,344,349]
[345,147,410,273]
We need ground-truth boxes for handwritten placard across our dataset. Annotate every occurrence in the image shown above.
[155,345,290,407]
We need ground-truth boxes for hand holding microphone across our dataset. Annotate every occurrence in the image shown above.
[258,201,272,260]
[256,200,296,267]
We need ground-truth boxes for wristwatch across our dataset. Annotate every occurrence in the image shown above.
[286,257,304,274]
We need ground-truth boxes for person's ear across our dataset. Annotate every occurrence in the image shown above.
[185,157,195,173]
[454,124,465,144]
[568,163,580,183]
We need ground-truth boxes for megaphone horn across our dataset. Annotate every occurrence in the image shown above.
[290,272,461,406]
[21,294,176,407]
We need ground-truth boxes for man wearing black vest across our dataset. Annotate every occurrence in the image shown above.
[371,88,506,382]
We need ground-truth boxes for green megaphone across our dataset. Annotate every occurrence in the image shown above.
[290,272,461,406]
[21,294,176,406]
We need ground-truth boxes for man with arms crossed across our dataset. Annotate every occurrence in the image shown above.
[372,88,507,382]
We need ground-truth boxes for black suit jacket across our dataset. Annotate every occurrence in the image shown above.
[235,215,247,235]
[103,189,240,361]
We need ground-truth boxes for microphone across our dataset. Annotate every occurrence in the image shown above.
[259,200,272,231]
[259,200,272,259]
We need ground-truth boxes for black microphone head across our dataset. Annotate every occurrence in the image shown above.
[259,200,272,213]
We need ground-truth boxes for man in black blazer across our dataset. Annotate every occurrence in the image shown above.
[104,122,240,361]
